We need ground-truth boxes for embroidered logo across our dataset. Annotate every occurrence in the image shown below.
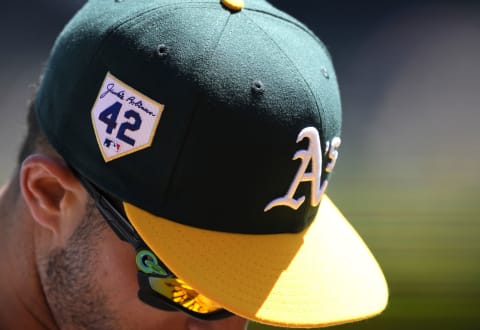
[91,72,165,162]
[136,249,168,277]
[264,127,341,212]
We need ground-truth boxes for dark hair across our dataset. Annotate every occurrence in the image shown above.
[10,91,59,200]
[2,91,59,204]
[17,96,55,166]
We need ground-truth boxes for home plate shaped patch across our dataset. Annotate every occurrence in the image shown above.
[91,72,164,162]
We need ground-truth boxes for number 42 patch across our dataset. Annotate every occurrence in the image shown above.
[91,72,164,162]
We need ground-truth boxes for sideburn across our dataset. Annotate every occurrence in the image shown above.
[41,199,113,330]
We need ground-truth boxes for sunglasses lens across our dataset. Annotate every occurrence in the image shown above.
[148,277,223,314]
[136,248,232,319]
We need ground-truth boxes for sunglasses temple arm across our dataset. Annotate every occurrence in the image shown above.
[73,169,143,247]
[95,194,144,247]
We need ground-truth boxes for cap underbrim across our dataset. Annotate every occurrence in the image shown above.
[125,195,388,328]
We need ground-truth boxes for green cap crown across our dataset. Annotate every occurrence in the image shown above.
[36,0,342,234]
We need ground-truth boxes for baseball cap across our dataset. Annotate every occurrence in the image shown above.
[35,0,388,327]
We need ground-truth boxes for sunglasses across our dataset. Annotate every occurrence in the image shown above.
[74,169,232,320]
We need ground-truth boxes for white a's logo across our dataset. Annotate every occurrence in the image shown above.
[264,127,341,212]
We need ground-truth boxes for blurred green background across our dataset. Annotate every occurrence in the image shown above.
[2,1,479,329]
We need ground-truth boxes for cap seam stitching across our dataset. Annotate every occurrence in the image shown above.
[243,11,327,144]
[243,7,330,58]
[97,2,221,57]
[162,12,233,208]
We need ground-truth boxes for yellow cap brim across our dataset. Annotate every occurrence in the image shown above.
[125,195,388,328]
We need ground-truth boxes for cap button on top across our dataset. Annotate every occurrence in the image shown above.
[221,0,244,12]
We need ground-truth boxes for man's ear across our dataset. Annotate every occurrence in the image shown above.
[20,154,87,240]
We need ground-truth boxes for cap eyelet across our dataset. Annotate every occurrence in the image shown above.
[156,44,169,59]
[251,80,265,96]
[321,67,330,79]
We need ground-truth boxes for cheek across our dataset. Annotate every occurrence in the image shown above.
[93,228,138,296]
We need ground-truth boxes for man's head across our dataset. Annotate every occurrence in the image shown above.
[16,0,388,328]
[12,101,247,330]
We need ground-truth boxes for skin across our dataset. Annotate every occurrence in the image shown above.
[0,153,247,330]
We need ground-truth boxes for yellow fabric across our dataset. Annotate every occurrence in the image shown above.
[220,0,244,11]
[125,196,388,328]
